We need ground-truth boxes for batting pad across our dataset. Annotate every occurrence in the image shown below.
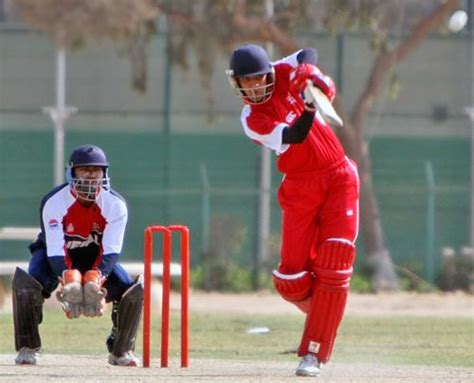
[12,267,44,350]
[272,270,314,313]
[110,276,144,356]
[298,240,355,363]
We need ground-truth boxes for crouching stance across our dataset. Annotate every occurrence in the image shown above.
[13,145,143,367]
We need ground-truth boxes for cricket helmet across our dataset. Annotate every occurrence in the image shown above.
[66,144,110,201]
[226,44,275,105]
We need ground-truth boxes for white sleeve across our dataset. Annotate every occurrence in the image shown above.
[42,198,67,257]
[272,50,302,69]
[101,197,128,255]
[240,106,290,155]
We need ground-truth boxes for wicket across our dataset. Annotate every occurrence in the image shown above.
[143,225,190,368]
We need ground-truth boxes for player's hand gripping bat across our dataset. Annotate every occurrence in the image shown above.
[303,80,343,128]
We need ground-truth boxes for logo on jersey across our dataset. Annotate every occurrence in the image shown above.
[48,219,59,230]
[65,232,102,250]
[285,111,297,123]
[66,223,75,233]
[286,93,297,105]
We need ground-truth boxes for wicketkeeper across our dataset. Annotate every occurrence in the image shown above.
[227,44,359,377]
[12,144,143,366]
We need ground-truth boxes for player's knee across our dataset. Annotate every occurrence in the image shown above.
[312,239,355,290]
[272,269,314,302]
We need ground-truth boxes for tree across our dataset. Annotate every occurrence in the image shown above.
[157,0,461,291]
[13,0,462,291]
[325,0,462,290]
[12,0,160,92]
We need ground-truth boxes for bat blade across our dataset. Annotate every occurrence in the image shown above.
[305,83,343,128]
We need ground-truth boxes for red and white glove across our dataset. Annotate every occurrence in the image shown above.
[82,270,107,317]
[56,269,83,319]
[290,63,336,102]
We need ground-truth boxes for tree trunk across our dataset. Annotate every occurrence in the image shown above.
[335,107,399,291]
[357,145,399,291]
[334,0,460,291]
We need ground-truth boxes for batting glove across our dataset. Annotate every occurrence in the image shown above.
[290,64,336,102]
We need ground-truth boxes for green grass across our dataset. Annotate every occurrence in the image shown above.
[1,309,472,368]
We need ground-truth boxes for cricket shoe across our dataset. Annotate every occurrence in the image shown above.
[108,351,140,367]
[15,347,41,365]
[295,354,321,377]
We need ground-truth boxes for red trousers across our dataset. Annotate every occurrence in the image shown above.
[277,157,359,274]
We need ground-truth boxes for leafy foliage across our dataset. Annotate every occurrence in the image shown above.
[10,0,461,291]
[13,0,159,48]
[12,0,159,91]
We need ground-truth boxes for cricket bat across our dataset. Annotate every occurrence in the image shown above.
[304,81,343,128]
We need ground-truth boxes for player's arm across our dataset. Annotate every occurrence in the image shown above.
[41,200,68,277]
[290,48,336,103]
[282,108,316,144]
[98,198,128,277]
[84,197,127,320]
[82,197,127,319]
[296,48,318,66]
[276,48,318,67]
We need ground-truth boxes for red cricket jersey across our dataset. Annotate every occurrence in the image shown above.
[40,184,127,270]
[239,52,345,174]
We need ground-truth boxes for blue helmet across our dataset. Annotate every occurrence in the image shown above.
[66,145,110,201]
[68,144,109,168]
[226,44,275,105]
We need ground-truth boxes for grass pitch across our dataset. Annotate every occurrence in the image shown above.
[0,308,472,368]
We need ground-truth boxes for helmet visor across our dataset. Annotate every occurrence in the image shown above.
[71,177,110,202]
[227,71,275,105]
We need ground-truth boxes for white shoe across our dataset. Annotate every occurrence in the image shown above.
[15,347,41,365]
[295,354,321,377]
[108,351,140,367]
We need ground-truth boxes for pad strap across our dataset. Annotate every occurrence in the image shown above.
[298,240,355,362]
[272,270,314,313]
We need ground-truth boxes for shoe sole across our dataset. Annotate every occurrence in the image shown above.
[109,360,139,367]
[108,355,140,367]
[296,369,320,377]
[295,371,319,378]
[15,360,37,366]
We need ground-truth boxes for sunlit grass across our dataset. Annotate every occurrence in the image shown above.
[0,308,472,368]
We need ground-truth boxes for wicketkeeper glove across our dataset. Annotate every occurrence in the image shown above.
[56,269,83,319]
[82,269,107,318]
[290,63,336,102]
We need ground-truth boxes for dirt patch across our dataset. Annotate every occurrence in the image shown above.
[187,290,474,317]
[2,285,473,318]
[1,290,473,382]
[0,354,472,383]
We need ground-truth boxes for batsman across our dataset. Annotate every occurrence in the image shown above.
[227,44,359,377]
[12,144,143,366]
